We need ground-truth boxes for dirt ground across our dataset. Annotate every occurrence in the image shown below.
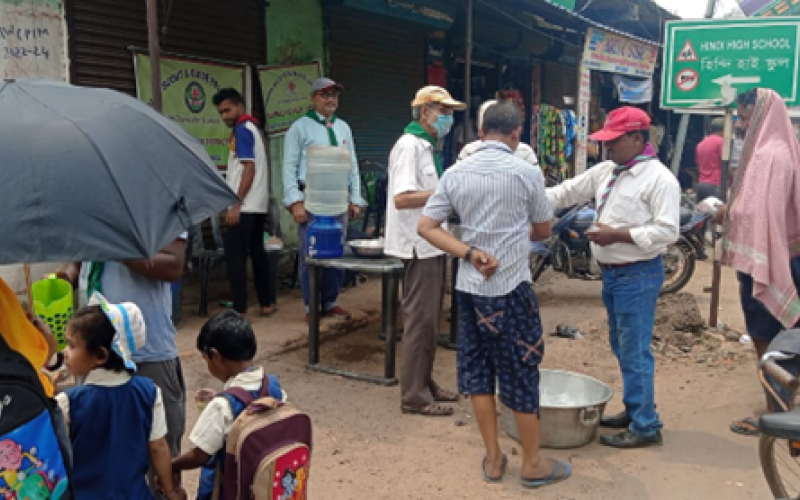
[172,258,771,499]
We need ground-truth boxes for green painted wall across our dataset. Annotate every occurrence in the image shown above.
[267,0,324,66]
[266,0,325,245]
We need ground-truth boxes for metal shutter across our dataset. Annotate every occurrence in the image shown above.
[328,8,425,164]
[67,0,265,95]
[542,60,578,106]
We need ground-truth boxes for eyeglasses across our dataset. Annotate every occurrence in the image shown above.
[316,92,339,100]
[427,103,453,116]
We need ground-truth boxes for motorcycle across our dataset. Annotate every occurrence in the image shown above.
[529,201,709,295]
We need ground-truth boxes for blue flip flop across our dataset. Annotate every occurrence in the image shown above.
[482,453,508,483]
[521,460,572,489]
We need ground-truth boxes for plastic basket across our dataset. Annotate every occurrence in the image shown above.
[32,277,73,352]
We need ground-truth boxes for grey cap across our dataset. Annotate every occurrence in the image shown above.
[311,77,344,93]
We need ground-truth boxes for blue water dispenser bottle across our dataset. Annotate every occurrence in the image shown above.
[304,145,351,259]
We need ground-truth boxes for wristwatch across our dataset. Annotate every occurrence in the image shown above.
[464,246,476,262]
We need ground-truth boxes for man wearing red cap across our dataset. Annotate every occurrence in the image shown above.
[547,107,680,448]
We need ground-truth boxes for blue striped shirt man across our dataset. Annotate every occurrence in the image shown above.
[423,141,552,297]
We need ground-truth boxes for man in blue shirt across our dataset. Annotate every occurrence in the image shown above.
[282,78,366,322]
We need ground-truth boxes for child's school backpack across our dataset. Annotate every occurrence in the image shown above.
[219,381,312,500]
[0,331,74,499]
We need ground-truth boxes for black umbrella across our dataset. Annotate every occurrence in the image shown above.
[0,79,238,264]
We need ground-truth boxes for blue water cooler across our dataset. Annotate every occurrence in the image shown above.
[307,215,344,258]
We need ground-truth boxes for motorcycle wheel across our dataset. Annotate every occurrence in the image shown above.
[661,240,695,295]
[760,434,800,499]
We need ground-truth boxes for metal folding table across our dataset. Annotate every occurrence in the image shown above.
[306,254,404,385]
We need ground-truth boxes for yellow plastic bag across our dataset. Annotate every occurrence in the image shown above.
[0,276,54,396]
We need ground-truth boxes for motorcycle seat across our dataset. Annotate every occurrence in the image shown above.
[760,411,800,440]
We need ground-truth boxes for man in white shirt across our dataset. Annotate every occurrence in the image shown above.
[458,99,539,167]
[213,88,274,317]
[386,86,464,417]
[547,107,680,449]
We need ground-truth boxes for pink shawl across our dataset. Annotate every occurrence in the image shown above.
[723,88,800,327]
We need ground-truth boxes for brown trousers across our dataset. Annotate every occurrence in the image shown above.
[401,254,446,408]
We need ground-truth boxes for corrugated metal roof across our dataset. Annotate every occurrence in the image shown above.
[532,0,663,46]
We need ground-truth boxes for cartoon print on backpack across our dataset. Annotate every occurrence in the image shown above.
[273,447,309,500]
[0,431,68,499]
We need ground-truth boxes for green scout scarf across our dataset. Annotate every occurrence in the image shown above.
[404,121,442,177]
[86,262,104,299]
[305,110,338,146]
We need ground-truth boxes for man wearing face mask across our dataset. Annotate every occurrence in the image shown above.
[385,86,465,417]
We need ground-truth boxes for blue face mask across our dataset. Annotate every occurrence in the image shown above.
[433,114,454,137]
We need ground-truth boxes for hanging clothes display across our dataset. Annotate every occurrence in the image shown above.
[560,109,576,160]
[537,105,567,184]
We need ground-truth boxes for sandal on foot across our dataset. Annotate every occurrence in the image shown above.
[432,388,460,402]
[401,403,454,417]
[483,454,508,483]
[260,306,278,318]
[521,460,572,489]
[730,417,760,437]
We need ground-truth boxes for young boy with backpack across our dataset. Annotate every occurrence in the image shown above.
[172,311,312,500]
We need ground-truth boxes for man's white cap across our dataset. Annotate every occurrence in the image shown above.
[411,86,467,110]
[88,292,146,371]
[477,100,498,131]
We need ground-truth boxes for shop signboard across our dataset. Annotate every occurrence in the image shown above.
[738,0,800,17]
[258,62,321,135]
[661,18,800,108]
[582,27,659,78]
[135,54,246,168]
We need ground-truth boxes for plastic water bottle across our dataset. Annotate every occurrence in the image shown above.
[305,146,351,258]
[305,146,350,216]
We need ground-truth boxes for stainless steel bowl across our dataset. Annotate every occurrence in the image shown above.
[349,239,385,258]
[500,369,613,449]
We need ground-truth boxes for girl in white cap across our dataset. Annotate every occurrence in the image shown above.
[55,292,186,500]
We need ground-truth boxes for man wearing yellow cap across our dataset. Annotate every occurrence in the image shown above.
[385,86,465,417]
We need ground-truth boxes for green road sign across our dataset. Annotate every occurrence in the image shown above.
[661,18,800,109]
